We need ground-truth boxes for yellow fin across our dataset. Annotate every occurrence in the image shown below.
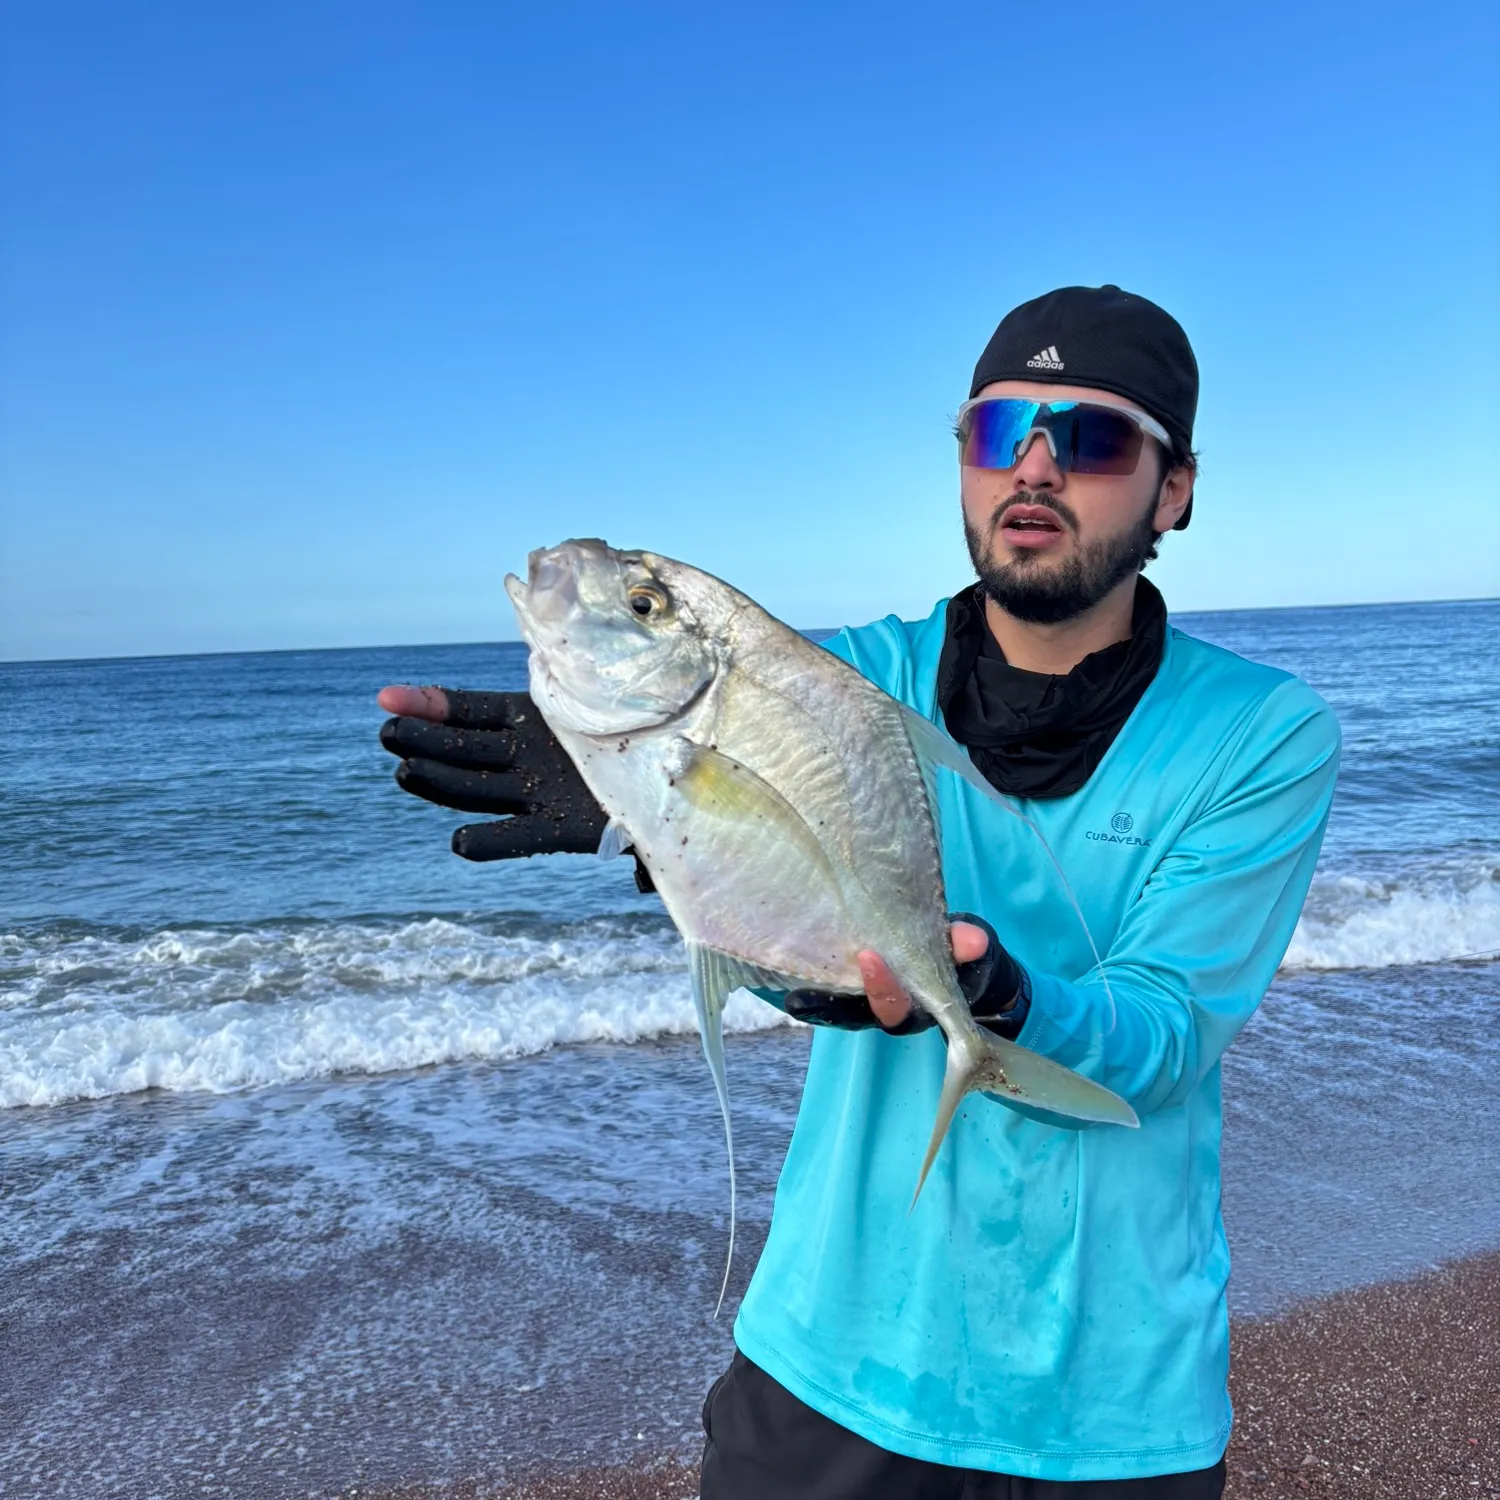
[669,738,840,884]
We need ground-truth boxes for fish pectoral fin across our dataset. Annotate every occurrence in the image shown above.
[669,738,839,878]
[596,817,633,861]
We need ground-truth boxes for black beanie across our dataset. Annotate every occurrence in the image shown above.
[970,285,1199,528]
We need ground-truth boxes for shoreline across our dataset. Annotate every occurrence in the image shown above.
[350,1249,1499,1500]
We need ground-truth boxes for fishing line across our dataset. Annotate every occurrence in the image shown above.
[997,797,1120,1036]
[906,705,1120,1035]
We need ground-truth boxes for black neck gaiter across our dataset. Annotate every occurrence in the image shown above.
[935,577,1168,799]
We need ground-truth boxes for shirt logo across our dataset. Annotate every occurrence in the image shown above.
[1086,811,1151,847]
[1026,344,1064,371]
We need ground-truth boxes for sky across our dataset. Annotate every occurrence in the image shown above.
[2,1,1497,661]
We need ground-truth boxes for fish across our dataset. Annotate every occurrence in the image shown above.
[505,539,1137,1310]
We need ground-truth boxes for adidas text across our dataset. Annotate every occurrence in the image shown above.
[1026,345,1064,371]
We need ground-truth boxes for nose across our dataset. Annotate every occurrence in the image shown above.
[1011,429,1064,491]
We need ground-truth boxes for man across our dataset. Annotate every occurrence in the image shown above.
[378,286,1340,1498]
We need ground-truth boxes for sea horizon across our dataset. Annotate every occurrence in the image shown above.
[4,590,1496,668]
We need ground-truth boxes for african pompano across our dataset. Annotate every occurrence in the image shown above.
[505,539,1136,1309]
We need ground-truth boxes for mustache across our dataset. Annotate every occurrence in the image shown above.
[991,491,1080,535]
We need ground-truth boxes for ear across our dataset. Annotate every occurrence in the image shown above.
[1153,461,1194,533]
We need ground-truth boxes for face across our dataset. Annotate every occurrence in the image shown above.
[960,380,1193,625]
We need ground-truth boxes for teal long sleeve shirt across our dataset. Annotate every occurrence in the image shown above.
[732,598,1341,1481]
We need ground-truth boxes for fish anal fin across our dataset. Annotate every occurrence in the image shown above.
[687,941,829,1316]
[687,942,737,1318]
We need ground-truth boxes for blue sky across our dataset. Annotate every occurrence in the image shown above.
[2,0,1496,660]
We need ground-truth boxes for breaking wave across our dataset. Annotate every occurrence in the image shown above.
[0,914,794,1109]
[1283,858,1499,971]
[3,855,1494,1109]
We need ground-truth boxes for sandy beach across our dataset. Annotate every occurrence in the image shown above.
[347,1250,1498,1500]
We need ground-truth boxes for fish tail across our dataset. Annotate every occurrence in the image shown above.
[911,1026,1139,1208]
[912,1033,982,1206]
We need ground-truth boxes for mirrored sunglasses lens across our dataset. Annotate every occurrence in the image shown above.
[1071,409,1145,474]
[960,401,1039,469]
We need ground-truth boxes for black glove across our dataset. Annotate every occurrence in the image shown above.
[379,688,656,892]
[782,913,1031,1040]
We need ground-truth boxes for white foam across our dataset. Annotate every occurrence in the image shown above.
[0,917,796,1109]
[1284,864,1500,971]
[7,856,1496,1109]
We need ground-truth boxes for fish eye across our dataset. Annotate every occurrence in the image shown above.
[628,585,668,618]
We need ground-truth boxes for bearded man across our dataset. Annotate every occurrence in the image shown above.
[378,286,1340,1499]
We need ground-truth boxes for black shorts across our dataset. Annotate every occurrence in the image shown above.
[700,1352,1226,1500]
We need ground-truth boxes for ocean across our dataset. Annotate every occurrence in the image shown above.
[2,598,1497,1499]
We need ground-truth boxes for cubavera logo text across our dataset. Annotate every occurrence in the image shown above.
[1086,812,1152,847]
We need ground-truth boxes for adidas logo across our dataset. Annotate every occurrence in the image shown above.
[1026,345,1065,371]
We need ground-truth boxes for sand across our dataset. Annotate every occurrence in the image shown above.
[353,1251,1498,1500]
[1223,1250,1497,1497]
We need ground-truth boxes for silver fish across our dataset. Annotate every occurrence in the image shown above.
[506,539,1137,1309]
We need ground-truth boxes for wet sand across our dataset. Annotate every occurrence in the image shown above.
[351,1250,1498,1500]
[1223,1249,1498,1498]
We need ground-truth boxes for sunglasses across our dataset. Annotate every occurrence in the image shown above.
[956,397,1171,476]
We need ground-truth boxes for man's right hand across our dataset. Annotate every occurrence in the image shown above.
[377,685,612,863]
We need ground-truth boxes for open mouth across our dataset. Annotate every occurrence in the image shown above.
[999,504,1069,547]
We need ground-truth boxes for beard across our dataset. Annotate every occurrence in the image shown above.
[965,490,1161,626]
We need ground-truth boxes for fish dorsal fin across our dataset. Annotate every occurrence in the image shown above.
[596,817,633,861]
[895,702,1118,1033]
[898,701,1011,806]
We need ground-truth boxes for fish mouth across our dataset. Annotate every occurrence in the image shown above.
[524,545,583,622]
[516,539,624,627]
[527,544,574,600]
[507,541,600,643]
[503,572,537,646]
